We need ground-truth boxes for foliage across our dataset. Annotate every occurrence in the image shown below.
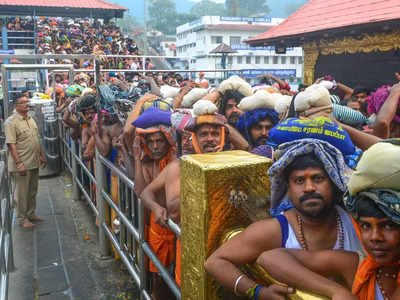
[116,13,138,34]
[190,0,227,17]
[148,0,197,35]
[225,0,270,17]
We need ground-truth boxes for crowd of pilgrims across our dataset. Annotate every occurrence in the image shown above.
[29,66,400,300]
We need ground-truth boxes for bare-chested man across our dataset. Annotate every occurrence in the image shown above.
[140,101,230,287]
[132,107,176,300]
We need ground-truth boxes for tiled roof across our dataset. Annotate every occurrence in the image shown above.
[0,0,127,10]
[210,43,237,54]
[248,0,400,44]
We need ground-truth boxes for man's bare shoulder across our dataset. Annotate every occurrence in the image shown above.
[237,217,283,250]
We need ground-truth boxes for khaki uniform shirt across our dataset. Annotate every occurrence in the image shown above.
[4,112,41,172]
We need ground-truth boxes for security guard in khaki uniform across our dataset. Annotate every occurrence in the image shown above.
[4,93,46,228]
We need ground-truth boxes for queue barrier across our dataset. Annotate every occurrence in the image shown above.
[0,150,15,300]
[58,121,181,300]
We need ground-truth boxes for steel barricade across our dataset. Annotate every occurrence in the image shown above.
[59,123,181,300]
[0,150,15,300]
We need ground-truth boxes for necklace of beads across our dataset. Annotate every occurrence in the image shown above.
[296,211,344,250]
[376,267,398,300]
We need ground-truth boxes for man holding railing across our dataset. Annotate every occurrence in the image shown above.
[4,93,46,228]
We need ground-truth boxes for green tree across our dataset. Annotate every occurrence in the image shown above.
[148,0,177,34]
[148,0,197,35]
[190,0,227,17]
[116,13,139,34]
[226,0,270,17]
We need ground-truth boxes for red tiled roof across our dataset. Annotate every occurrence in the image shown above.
[206,24,272,32]
[248,0,400,44]
[0,0,127,10]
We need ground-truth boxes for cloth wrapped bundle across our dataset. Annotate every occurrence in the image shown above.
[218,75,253,97]
[181,88,209,108]
[268,117,359,161]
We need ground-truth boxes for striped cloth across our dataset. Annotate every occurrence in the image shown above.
[330,94,341,104]
[332,104,368,126]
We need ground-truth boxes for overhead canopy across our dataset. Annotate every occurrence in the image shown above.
[0,0,127,19]
[247,0,400,47]
[210,43,237,54]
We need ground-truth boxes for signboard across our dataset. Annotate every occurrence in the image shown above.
[228,69,297,78]
[0,49,15,54]
[220,16,272,23]
[230,44,295,51]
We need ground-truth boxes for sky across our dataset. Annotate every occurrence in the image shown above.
[119,0,305,24]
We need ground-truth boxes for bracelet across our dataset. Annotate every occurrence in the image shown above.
[245,284,258,298]
[233,274,245,296]
[254,285,263,300]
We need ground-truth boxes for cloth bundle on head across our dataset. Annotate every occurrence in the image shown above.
[181,88,208,108]
[294,84,332,117]
[268,138,351,211]
[218,75,253,97]
[132,107,171,129]
[268,117,361,168]
[342,139,400,300]
[332,104,368,127]
[184,100,227,154]
[77,94,96,112]
[160,85,180,99]
[236,109,279,144]
[134,108,176,171]
[237,89,279,112]
[65,84,84,97]
[368,85,400,124]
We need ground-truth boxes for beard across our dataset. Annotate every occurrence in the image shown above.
[294,192,333,219]
[253,136,269,147]
[227,112,241,126]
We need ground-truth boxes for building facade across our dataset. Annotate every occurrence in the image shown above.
[176,16,304,86]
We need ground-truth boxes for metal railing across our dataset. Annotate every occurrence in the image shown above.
[59,122,181,300]
[0,150,15,300]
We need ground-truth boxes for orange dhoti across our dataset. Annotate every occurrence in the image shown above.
[148,212,176,273]
[175,239,181,287]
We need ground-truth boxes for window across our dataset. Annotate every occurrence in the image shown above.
[255,56,261,64]
[298,56,303,64]
[237,56,243,64]
[230,36,241,46]
[290,56,296,64]
[264,56,269,64]
[246,56,251,64]
[211,36,223,44]
[273,56,278,64]
[281,56,287,64]
[228,56,233,65]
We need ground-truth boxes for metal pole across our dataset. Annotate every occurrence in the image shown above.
[1,67,9,120]
[95,150,111,257]
[138,196,147,300]
[143,0,148,56]
[71,139,80,201]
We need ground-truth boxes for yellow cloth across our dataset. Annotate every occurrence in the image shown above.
[348,140,400,196]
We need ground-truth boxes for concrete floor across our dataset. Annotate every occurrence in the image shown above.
[9,173,138,300]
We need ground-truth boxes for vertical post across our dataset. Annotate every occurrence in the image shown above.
[71,139,80,201]
[2,66,9,120]
[95,150,110,257]
[143,0,148,56]
[138,195,147,300]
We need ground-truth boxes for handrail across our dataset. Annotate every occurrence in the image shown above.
[59,122,181,300]
[0,150,15,300]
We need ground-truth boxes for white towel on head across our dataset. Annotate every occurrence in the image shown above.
[181,88,209,107]
[193,100,218,116]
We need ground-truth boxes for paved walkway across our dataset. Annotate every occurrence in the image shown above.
[9,173,138,300]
